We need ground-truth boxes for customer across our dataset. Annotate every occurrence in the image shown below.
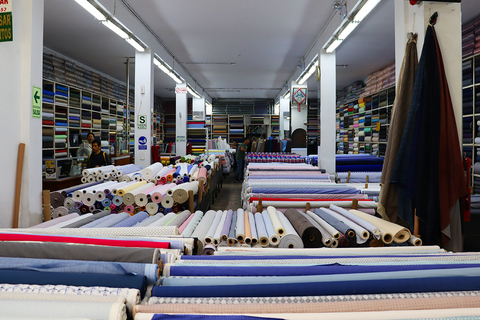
[78,132,95,157]
[234,137,249,182]
[87,139,111,168]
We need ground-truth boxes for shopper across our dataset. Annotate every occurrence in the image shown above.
[234,137,249,182]
[87,139,111,168]
[78,132,95,157]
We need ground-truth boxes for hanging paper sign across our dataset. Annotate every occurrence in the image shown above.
[0,0,12,43]
[292,87,307,105]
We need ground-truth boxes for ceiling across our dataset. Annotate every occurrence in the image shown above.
[43,0,479,102]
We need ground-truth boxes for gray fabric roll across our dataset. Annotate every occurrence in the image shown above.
[0,241,161,264]
[62,210,111,228]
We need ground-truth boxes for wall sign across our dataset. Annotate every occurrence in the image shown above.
[137,114,147,129]
[138,136,147,150]
[292,87,307,105]
[32,86,41,118]
[175,87,187,94]
[176,135,186,142]
[0,0,12,43]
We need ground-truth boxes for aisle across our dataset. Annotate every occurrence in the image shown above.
[209,171,242,211]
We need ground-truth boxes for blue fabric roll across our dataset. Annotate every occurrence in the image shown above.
[168,263,480,277]
[0,269,148,298]
[152,275,480,297]
[251,187,360,195]
[151,315,281,320]
[336,164,384,172]
[179,253,456,260]
[173,166,182,178]
[112,211,149,228]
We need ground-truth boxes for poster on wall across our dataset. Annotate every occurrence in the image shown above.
[45,160,57,180]
[0,0,13,43]
[292,87,307,112]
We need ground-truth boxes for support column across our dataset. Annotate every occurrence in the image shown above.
[175,83,188,156]
[319,50,336,174]
[395,0,462,145]
[279,97,290,139]
[134,49,153,167]
[192,96,205,120]
[0,1,44,227]
[290,81,308,132]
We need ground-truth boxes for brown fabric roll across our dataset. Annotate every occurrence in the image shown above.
[283,208,322,248]
[42,127,55,136]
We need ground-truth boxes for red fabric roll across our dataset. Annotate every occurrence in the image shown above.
[0,233,171,249]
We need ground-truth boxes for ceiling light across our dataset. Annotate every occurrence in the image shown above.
[126,38,145,52]
[154,54,185,84]
[283,90,291,99]
[355,0,382,22]
[205,101,213,115]
[75,0,106,20]
[102,20,129,39]
[338,21,358,40]
[187,84,202,99]
[170,71,185,84]
[325,39,342,53]
[296,55,318,85]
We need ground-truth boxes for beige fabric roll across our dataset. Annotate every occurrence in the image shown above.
[266,206,285,236]
[117,181,147,197]
[349,209,410,243]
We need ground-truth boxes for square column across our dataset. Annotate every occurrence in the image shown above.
[319,51,336,174]
[279,97,290,138]
[134,49,153,167]
[175,83,188,156]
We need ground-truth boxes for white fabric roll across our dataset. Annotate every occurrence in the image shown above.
[305,210,340,239]
[267,206,285,237]
[330,204,381,239]
[142,162,163,180]
[235,208,245,243]
[276,210,303,248]
[204,210,223,245]
[213,210,227,245]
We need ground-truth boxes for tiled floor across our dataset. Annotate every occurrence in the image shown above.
[210,171,243,211]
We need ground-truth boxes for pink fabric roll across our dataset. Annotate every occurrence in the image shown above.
[178,214,194,234]
[160,169,177,184]
[151,183,176,204]
[29,213,80,228]
[124,205,135,214]
[197,167,208,183]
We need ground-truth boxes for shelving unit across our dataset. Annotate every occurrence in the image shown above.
[336,86,395,156]
[228,115,245,142]
[270,115,280,137]
[212,115,228,139]
[187,118,206,155]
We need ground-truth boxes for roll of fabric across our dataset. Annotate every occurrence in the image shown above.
[118,181,148,197]
[94,212,130,228]
[266,206,285,237]
[148,212,177,227]
[142,162,164,180]
[112,211,149,228]
[220,210,233,242]
[170,181,199,204]
[304,211,340,239]
[190,210,217,254]
[30,213,79,228]
[320,207,370,245]
[134,213,165,227]
[204,210,223,245]
[277,210,303,248]
[312,208,356,240]
[283,209,322,248]
[62,210,111,228]
[261,210,279,246]
[49,213,93,228]
[243,211,252,244]
[227,210,238,245]
[301,211,333,246]
[235,209,245,243]
[248,211,258,245]
[165,210,191,228]
[213,211,227,245]
[349,209,411,243]
[181,211,204,238]
[254,212,269,247]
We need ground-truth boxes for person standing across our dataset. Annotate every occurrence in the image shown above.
[234,137,249,182]
[78,132,95,157]
[87,139,111,168]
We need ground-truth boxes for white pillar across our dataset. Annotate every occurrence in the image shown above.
[394,1,462,146]
[134,49,153,167]
[290,81,308,132]
[319,50,336,174]
[0,1,44,227]
[175,83,188,156]
[279,97,290,138]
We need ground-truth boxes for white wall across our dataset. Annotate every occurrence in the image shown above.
[0,1,44,227]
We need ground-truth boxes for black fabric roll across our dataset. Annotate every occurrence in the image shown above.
[283,209,322,248]
[0,241,160,264]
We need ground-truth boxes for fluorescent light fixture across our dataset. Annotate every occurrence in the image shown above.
[283,89,290,99]
[187,84,202,99]
[355,0,381,22]
[75,0,106,20]
[338,21,358,40]
[296,55,318,85]
[102,20,129,39]
[274,102,280,115]
[325,39,342,53]
[153,54,185,84]
[205,101,213,115]
[126,38,145,52]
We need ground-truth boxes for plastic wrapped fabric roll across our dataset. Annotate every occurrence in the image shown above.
[266,206,285,237]
[145,203,159,215]
[142,162,164,180]
[188,164,199,177]
[227,210,237,245]
[235,209,245,243]
[123,182,155,206]
[82,165,115,178]
[204,210,223,245]
[254,212,269,247]
[148,212,177,227]
[135,213,164,227]
[283,209,322,248]
[0,241,162,264]
[111,181,135,195]
[197,167,208,183]
[170,181,199,204]
[50,192,66,209]
[348,209,410,244]
[220,210,233,242]
[300,211,332,246]
[190,210,217,254]
[120,170,141,182]
[313,208,356,240]
[261,210,279,246]
[161,195,174,208]
[202,244,217,255]
[112,211,149,228]
[305,210,341,239]
[151,183,176,203]
[277,211,303,249]
[330,204,379,240]
[118,180,147,197]
[62,210,111,228]
[181,211,204,238]
[154,166,174,181]
[30,213,79,228]
[0,298,127,320]
[213,211,227,245]
[165,210,191,228]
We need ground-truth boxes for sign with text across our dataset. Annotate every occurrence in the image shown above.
[176,135,186,142]
[138,135,148,150]
[32,86,41,118]
[45,160,57,180]
[0,0,12,43]
[137,114,147,129]
[175,86,187,94]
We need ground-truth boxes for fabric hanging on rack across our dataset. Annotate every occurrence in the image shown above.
[390,16,468,247]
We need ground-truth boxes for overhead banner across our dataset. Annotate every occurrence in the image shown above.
[0,0,12,43]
